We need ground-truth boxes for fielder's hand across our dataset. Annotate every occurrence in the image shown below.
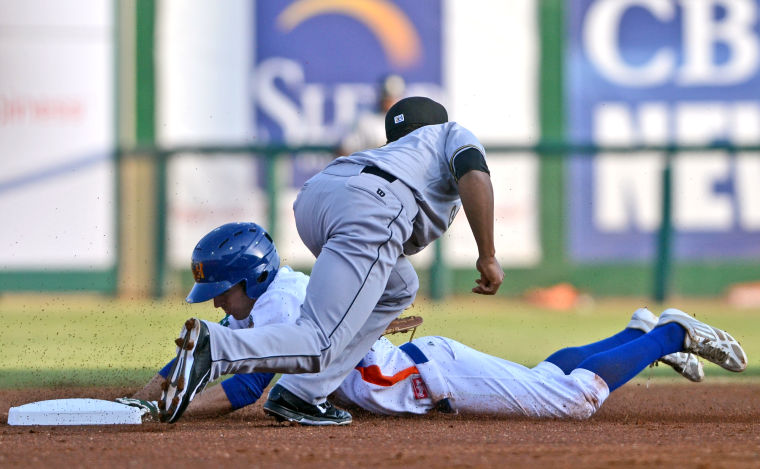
[116,397,159,421]
[473,256,503,295]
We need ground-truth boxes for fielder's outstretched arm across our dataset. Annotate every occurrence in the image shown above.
[457,166,503,295]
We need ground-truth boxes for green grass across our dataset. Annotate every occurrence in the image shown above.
[1,294,758,388]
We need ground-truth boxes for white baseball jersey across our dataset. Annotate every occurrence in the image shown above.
[335,121,486,255]
[333,336,610,420]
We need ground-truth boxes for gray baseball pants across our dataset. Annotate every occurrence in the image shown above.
[205,162,419,403]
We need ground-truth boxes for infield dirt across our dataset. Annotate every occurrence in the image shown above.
[1,382,758,468]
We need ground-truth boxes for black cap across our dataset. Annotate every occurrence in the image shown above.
[385,96,448,143]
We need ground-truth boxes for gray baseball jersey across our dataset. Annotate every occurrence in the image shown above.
[336,121,486,254]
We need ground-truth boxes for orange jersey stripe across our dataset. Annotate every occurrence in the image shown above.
[356,364,420,387]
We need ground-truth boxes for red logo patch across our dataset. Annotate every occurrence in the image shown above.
[411,376,428,399]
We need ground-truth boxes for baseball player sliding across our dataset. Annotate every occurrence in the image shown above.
[158,96,505,424]
[121,222,747,422]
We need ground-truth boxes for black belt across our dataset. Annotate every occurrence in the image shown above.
[361,166,397,183]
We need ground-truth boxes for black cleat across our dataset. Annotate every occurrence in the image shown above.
[159,318,212,423]
[263,384,352,426]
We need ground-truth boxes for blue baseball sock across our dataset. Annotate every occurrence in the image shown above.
[576,323,686,392]
[545,328,644,374]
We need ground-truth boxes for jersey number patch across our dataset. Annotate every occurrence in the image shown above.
[411,376,428,399]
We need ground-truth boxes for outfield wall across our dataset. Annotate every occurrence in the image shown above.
[0,0,118,292]
[1,0,758,297]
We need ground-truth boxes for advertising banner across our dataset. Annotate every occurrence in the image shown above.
[567,0,760,261]
[0,1,115,270]
[253,0,446,265]
[164,0,540,269]
[253,0,443,144]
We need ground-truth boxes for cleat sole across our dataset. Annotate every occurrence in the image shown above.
[158,317,210,423]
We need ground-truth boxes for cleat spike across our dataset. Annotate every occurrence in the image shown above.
[177,376,185,392]
[185,318,196,330]
[184,340,195,350]
[161,380,169,392]
[175,338,184,347]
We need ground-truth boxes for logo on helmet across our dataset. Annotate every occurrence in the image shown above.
[394,113,404,124]
[191,262,205,281]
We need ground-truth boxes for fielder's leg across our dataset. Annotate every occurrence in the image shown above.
[275,256,419,405]
[201,169,415,378]
[159,167,417,423]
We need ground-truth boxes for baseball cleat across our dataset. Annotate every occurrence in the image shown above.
[627,308,704,382]
[657,309,747,372]
[658,352,704,382]
[626,308,658,333]
[263,384,352,426]
[159,318,212,423]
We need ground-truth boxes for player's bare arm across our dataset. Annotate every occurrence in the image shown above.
[458,169,503,295]
[180,385,234,418]
[131,374,164,401]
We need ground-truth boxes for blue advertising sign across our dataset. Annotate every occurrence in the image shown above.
[567,0,760,261]
[253,0,442,146]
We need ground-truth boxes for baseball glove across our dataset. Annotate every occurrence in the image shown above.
[383,315,423,336]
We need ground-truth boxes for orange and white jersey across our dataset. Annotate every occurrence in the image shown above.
[332,337,435,415]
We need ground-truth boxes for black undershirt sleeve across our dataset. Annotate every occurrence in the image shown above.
[452,147,490,181]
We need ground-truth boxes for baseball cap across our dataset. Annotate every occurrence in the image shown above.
[385,96,448,143]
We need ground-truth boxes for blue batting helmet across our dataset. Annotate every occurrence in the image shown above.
[186,222,280,303]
